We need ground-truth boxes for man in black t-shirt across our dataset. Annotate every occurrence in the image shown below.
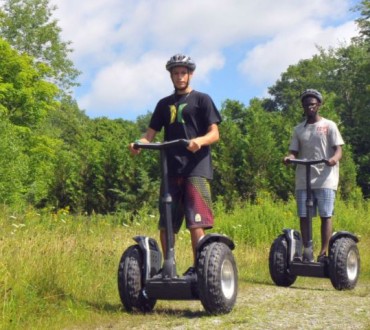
[129,54,221,276]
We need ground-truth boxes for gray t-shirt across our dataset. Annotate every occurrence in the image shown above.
[289,117,344,190]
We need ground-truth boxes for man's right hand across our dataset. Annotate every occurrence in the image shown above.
[129,141,141,155]
[129,128,157,155]
[283,156,294,165]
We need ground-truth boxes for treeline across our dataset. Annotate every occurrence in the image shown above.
[0,0,369,214]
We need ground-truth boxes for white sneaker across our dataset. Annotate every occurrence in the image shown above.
[303,247,314,263]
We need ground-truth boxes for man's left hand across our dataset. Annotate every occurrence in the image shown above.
[187,139,202,153]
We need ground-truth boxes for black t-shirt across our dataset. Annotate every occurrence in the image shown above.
[149,90,221,179]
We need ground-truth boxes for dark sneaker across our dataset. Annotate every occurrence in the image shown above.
[183,267,197,279]
[317,254,327,263]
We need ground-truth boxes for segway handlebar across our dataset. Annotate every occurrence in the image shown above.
[133,139,190,150]
[286,158,329,166]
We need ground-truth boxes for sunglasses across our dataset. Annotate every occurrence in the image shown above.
[302,102,319,108]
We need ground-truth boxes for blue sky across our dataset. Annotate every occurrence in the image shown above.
[51,0,362,121]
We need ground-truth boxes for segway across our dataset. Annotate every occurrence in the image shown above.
[118,139,238,314]
[269,158,360,290]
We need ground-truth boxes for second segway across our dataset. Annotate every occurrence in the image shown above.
[269,158,360,290]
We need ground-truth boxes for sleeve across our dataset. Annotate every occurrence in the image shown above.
[149,101,164,132]
[200,93,222,126]
[329,122,345,147]
[288,128,299,152]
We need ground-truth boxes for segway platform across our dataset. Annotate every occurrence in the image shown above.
[145,276,198,300]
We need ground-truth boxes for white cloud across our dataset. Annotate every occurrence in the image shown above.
[78,53,172,117]
[239,20,357,86]
[78,51,225,117]
[49,0,360,119]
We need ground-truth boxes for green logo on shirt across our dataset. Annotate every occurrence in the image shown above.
[169,103,187,124]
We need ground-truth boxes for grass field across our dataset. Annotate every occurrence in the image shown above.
[0,197,369,329]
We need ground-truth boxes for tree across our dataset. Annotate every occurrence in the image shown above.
[0,37,56,206]
[355,0,370,44]
[213,115,246,208]
[0,0,80,92]
[135,111,153,133]
[0,37,59,126]
[0,120,29,205]
[66,117,159,214]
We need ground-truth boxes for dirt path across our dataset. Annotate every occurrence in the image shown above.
[86,280,370,330]
[236,282,370,330]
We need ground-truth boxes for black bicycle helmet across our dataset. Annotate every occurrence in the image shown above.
[166,54,196,72]
[300,89,323,103]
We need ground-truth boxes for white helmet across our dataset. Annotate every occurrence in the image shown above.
[166,54,196,72]
[300,89,323,103]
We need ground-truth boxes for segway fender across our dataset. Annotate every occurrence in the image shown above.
[133,236,162,280]
[196,233,235,252]
[329,231,359,248]
[282,229,303,262]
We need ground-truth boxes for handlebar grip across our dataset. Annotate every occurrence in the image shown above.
[133,139,190,150]
[287,158,328,166]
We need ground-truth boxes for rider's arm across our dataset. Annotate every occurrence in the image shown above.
[138,128,157,143]
[283,150,298,165]
[187,123,219,153]
[327,145,342,166]
[129,128,157,155]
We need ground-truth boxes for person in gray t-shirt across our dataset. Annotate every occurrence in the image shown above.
[284,89,344,262]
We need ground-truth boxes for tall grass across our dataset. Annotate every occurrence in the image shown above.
[0,198,369,329]
[212,193,369,282]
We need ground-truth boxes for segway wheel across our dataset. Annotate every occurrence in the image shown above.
[117,245,156,312]
[329,237,360,290]
[197,242,238,315]
[269,234,297,287]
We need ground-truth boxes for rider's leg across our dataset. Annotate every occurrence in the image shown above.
[190,227,205,264]
[319,217,332,257]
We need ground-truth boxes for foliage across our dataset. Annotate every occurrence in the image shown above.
[0,37,61,208]
[0,0,370,212]
[0,37,59,127]
[0,121,29,205]
[0,0,80,91]
[355,0,370,45]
